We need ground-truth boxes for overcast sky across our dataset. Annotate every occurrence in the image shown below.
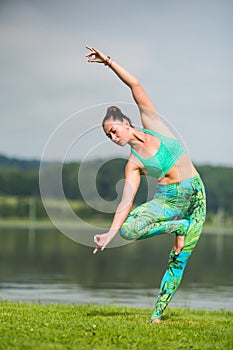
[0,0,232,166]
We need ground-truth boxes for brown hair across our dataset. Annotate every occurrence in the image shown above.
[102,106,133,128]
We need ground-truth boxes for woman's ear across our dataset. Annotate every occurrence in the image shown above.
[123,119,130,129]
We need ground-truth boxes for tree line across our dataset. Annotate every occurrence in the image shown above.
[0,154,233,217]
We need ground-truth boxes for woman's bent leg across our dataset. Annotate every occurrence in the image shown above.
[120,187,191,241]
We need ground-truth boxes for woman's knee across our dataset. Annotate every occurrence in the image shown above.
[119,219,144,240]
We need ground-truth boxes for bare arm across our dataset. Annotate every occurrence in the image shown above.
[86,46,161,129]
[93,159,141,254]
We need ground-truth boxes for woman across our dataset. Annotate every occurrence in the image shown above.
[85,46,206,323]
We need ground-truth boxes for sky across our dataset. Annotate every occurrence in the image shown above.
[0,0,232,166]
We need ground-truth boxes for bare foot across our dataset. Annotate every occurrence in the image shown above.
[174,235,185,255]
[151,318,161,324]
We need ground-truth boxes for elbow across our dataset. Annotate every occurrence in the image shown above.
[127,200,134,210]
[117,199,133,213]
[131,79,140,88]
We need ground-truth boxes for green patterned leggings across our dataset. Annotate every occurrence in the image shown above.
[120,174,206,321]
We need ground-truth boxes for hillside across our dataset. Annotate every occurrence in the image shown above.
[0,154,232,215]
[0,154,40,170]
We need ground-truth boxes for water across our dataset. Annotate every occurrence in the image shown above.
[0,228,233,311]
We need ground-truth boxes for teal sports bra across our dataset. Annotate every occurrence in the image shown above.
[131,128,185,178]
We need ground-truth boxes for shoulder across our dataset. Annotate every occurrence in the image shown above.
[125,154,146,178]
[125,155,141,173]
[141,115,177,138]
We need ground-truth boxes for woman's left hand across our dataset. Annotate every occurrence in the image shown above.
[93,232,113,254]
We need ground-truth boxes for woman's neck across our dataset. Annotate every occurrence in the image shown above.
[128,129,147,149]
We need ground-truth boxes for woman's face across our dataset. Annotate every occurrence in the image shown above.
[103,118,130,146]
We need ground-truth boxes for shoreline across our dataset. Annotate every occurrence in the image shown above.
[0,219,232,234]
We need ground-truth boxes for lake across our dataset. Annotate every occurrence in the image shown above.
[0,228,233,311]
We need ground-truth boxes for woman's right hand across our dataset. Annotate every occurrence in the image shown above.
[85,46,107,64]
[93,232,114,254]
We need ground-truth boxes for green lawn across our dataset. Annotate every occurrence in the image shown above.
[0,302,232,350]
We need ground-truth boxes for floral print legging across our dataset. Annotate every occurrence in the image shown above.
[119,174,206,322]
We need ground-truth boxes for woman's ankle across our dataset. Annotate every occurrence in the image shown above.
[174,235,185,254]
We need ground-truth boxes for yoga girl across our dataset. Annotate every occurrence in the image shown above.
[85,46,206,323]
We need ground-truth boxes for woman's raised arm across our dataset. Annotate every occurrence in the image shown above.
[86,46,161,128]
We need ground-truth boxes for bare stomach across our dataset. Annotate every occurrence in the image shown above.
[157,153,198,185]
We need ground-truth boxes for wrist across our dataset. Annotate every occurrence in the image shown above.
[104,56,113,67]
[108,228,118,239]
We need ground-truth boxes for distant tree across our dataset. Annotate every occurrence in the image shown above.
[0,155,232,215]
[197,165,233,213]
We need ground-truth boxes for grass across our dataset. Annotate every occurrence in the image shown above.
[0,302,232,350]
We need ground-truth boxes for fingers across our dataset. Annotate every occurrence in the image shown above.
[85,53,97,63]
[93,234,106,254]
[85,46,94,62]
[86,45,96,51]
[94,234,99,244]
[93,246,99,254]
[85,53,95,60]
[93,244,105,254]
[85,46,97,57]
[85,45,102,63]
[93,235,101,254]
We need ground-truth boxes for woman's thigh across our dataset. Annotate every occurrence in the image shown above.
[120,190,191,240]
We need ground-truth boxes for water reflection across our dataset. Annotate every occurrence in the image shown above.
[0,228,232,310]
